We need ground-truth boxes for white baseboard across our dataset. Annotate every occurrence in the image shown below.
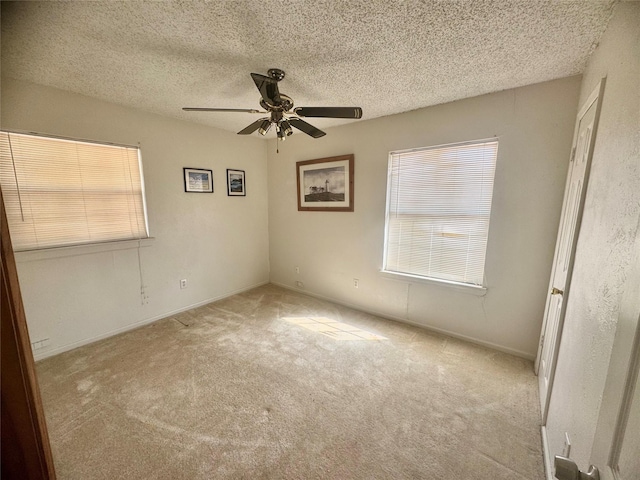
[271,281,536,361]
[35,279,536,362]
[33,280,269,361]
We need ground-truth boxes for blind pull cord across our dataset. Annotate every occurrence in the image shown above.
[127,148,146,305]
[7,134,25,221]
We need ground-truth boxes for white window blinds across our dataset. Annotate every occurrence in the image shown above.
[0,131,149,251]
[383,139,498,286]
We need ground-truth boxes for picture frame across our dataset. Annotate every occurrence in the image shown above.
[183,168,213,193]
[227,169,246,196]
[296,154,354,212]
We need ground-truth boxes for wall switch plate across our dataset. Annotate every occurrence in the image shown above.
[295,266,300,274]
[354,278,359,288]
[563,432,571,458]
[180,279,187,289]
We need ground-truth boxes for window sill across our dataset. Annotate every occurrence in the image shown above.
[15,237,155,262]
[379,270,487,296]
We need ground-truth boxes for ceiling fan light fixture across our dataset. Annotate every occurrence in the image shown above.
[276,125,286,141]
[258,120,272,136]
[280,119,293,137]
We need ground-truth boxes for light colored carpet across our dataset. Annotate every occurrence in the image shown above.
[36,284,544,479]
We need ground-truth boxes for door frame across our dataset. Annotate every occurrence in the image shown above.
[535,78,606,423]
[591,233,640,479]
[1,187,57,479]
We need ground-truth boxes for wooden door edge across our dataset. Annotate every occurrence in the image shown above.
[1,187,57,479]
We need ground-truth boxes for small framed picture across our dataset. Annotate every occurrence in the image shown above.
[227,169,246,196]
[184,168,213,193]
[296,154,354,211]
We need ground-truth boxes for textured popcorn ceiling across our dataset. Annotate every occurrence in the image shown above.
[1,0,616,137]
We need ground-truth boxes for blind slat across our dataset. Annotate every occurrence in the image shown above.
[0,131,149,251]
[384,139,498,286]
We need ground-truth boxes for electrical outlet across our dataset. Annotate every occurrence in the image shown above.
[140,285,149,305]
[563,432,571,458]
[31,338,50,350]
[180,279,188,289]
[354,278,359,288]
[295,266,300,274]
[295,280,304,288]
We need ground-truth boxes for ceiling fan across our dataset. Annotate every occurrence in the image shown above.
[183,68,363,140]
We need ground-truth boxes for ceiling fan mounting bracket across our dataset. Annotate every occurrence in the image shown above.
[267,68,286,81]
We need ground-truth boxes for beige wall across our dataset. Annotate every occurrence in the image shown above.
[1,79,270,359]
[1,76,586,362]
[267,76,581,359]
[545,1,640,470]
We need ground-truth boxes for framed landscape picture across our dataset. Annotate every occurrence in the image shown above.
[227,169,246,196]
[183,168,213,193]
[296,154,354,212]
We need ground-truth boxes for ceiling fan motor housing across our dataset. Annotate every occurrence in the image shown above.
[260,94,293,113]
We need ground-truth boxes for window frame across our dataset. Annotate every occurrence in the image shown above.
[381,138,498,292]
[0,130,150,252]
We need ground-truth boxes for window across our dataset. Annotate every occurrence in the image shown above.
[383,139,498,287]
[0,131,149,251]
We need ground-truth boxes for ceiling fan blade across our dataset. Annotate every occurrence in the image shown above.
[237,118,267,135]
[251,73,282,106]
[183,107,263,113]
[293,107,362,119]
[289,118,326,138]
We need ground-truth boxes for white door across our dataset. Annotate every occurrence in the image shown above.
[553,236,640,480]
[535,79,606,420]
